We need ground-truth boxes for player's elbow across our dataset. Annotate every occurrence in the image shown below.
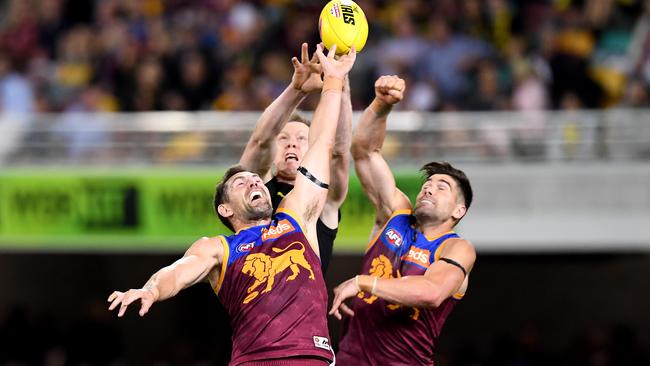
[351,140,371,160]
[417,285,447,309]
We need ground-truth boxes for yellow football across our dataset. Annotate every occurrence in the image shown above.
[319,0,368,55]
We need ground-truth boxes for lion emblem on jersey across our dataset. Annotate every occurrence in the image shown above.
[358,254,394,304]
[241,241,315,304]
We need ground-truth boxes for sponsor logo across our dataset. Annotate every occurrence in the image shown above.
[341,4,355,25]
[236,242,255,253]
[313,336,331,351]
[403,247,431,267]
[384,228,403,247]
[261,219,295,241]
[330,3,341,18]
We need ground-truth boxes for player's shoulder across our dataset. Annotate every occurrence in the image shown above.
[188,236,226,253]
[441,237,476,258]
[386,208,414,222]
[176,236,226,265]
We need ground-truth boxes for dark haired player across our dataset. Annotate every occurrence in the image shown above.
[330,75,476,366]
[107,44,356,366]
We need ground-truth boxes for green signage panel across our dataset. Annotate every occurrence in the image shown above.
[0,169,423,252]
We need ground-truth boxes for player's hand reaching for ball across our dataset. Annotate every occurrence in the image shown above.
[375,75,405,106]
[315,43,356,81]
[291,42,323,94]
[108,288,159,317]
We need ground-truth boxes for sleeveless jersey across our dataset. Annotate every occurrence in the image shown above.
[265,176,338,274]
[214,209,333,365]
[337,210,465,366]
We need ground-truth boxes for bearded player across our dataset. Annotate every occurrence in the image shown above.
[108,44,356,366]
[329,75,476,366]
[238,42,352,273]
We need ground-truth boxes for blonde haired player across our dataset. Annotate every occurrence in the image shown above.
[238,42,353,273]
[108,45,357,366]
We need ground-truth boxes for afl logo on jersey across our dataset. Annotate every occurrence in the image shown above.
[385,228,403,247]
[237,242,255,253]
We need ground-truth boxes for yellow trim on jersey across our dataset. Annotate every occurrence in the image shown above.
[274,207,320,258]
[452,292,465,300]
[365,209,412,253]
[234,222,266,235]
[213,235,230,295]
[433,234,458,261]
[275,207,307,233]
[425,230,455,242]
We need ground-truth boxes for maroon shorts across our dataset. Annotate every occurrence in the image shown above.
[237,357,329,366]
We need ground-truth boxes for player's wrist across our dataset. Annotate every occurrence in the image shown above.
[357,275,374,293]
[289,83,308,98]
[143,286,160,301]
[322,76,344,93]
[370,98,392,116]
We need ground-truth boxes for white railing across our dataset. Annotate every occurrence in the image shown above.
[0,109,649,166]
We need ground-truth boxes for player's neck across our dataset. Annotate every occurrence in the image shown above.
[416,220,454,239]
[232,218,272,233]
[274,172,296,185]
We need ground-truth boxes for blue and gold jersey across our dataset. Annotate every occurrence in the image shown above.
[338,209,465,366]
[214,209,332,365]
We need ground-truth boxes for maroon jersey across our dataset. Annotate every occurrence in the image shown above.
[337,210,466,366]
[214,209,333,365]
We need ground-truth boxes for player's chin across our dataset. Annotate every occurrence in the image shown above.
[277,164,299,179]
[413,206,435,221]
[247,204,273,221]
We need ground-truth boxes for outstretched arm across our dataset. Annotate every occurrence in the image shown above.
[239,43,322,179]
[280,44,356,248]
[329,239,476,319]
[320,75,352,229]
[352,75,411,232]
[107,236,224,317]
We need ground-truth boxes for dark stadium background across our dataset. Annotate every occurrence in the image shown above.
[1,0,650,365]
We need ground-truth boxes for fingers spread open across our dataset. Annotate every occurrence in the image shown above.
[139,298,153,317]
[108,295,123,311]
[301,42,309,64]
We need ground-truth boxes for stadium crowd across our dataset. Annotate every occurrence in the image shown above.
[0,0,650,115]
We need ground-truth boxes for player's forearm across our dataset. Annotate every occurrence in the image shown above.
[141,266,182,303]
[357,275,446,308]
[259,86,306,136]
[351,98,391,159]
[307,79,343,158]
[240,86,306,171]
[327,81,353,205]
[142,255,210,302]
[333,78,353,157]
[327,153,350,206]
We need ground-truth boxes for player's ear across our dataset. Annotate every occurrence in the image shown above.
[218,204,234,219]
[452,204,466,221]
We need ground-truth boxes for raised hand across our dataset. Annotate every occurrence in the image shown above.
[374,75,405,105]
[290,43,323,93]
[315,43,357,80]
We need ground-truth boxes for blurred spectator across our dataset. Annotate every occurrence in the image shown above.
[417,17,493,104]
[0,53,34,114]
[0,0,647,112]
